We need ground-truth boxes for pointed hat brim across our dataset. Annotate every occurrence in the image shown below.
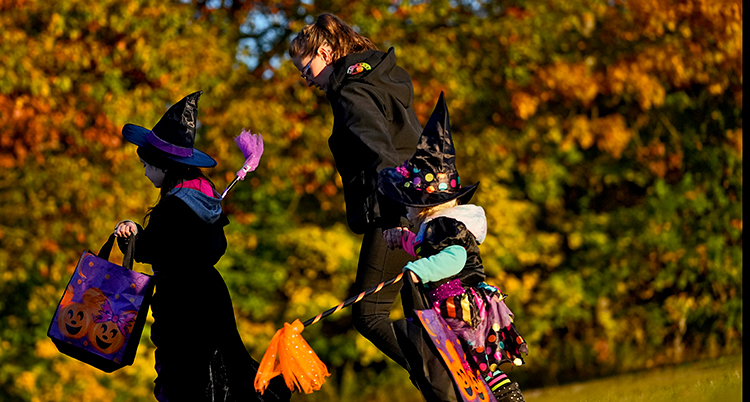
[122,124,217,168]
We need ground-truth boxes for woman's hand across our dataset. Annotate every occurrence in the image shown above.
[383,227,409,250]
[114,221,137,238]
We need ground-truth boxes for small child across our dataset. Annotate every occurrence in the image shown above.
[379,93,528,402]
[113,91,289,402]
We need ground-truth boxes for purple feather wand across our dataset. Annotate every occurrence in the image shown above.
[221,128,264,199]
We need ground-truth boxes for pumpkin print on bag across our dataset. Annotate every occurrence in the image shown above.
[58,302,92,339]
[56,286,107,339]
[88,298,137,355]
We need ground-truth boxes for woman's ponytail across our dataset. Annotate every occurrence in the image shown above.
[289,13,377,62]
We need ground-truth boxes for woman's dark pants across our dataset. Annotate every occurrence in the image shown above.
[351,226,415,370]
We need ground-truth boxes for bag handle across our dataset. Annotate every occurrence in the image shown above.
[98,234,135,270]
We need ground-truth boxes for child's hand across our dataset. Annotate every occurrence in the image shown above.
[114,221,137,238]
[383,227,409,250]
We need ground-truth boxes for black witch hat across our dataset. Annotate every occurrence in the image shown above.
[122,91,216,168]
[379,92,478,207]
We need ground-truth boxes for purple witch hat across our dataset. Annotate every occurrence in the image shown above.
[122,91,216,167]
[379,92,478,207]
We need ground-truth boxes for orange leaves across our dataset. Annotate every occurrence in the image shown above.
[725,129,742,159]
[0,93,124,167]
[287,160,335,196]
[563,115,595,151]
[620,0,682,39]
[82,113,121,148]
[592,114,633,159]
[41,239,60,254]
[606,62,665,111]
[537,61,601,107]
[510,92,539,120]
[563,114,633,159]
[614,0,741,45]
[504,6,532,20]
[636,138,683,178]
[596,0,742,108]
[0,0,239,170]
[0,95,60,167]
[0,0,31,11]
[322,182,338,197]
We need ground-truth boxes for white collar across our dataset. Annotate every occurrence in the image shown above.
[420,204,487,244]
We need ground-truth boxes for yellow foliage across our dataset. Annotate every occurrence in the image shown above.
[664,293,697,323]
[15,370,36,393]
[35,339,58,359]
[568,232,583,250]
[355,334,387,365]
[0,0,743,397]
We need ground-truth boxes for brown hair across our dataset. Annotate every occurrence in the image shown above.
[289,13,377,63]
[137,146,218,223]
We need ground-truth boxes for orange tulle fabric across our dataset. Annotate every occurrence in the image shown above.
[254,319,330,394]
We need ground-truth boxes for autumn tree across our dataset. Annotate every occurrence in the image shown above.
[0,0,741,400]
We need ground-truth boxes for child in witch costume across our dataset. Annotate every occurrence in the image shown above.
[379,93,529,402]
[113,91,290,402]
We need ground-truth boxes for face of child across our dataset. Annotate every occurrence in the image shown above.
[293,45,334,93]
[141,158,166,188]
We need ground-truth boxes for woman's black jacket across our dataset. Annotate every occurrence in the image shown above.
[326,47,422,234]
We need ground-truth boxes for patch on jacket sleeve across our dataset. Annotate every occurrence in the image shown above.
[347,62,372,75]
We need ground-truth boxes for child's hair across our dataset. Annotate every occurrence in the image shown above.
[289,12,377,63]
[137,146,217,222]
[408,199,459,227]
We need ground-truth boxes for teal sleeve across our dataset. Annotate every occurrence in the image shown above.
[403,245,467,283]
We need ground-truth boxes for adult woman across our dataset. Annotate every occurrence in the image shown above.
[114,91,289,401]
[289,13,422,372]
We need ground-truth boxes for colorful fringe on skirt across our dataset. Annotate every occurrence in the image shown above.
[428,279,528,380]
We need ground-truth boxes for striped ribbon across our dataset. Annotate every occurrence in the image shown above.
[302,272,405,327]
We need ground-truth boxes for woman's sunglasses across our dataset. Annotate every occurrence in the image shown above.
[300,56,315,80]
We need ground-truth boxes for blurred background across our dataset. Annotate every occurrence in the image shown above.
[0,0,742,401]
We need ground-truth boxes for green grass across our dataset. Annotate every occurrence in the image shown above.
[525,355,742,402]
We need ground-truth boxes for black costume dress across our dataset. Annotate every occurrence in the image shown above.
[119,181,289,401]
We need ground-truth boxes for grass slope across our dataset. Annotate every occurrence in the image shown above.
[525,355,742,402]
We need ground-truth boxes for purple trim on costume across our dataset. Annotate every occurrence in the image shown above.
[441,288,516,349]
[146,131,193,157]
[428,279,466,304]
[492,295,514,329]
